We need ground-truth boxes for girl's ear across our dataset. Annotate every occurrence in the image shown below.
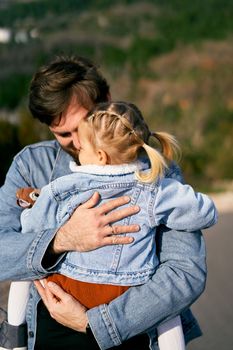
[97,149,108,165]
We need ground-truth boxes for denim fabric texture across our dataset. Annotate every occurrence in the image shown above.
[0,140,207,349]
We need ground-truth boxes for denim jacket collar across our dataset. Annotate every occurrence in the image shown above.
[50,146,73,182]
[69,160,143,175]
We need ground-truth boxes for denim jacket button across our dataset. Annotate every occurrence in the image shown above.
[28,331,34,338]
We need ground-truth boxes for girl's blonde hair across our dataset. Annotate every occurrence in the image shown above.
[84,101,180,183]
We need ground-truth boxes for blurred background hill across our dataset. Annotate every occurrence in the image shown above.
[0,0,233,190]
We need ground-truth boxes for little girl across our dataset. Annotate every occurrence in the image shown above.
[5,101,217,350]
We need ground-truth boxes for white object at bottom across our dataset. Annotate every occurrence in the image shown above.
[157,315,186,350]
[7,281,31,326]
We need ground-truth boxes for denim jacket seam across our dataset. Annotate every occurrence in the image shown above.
[97,182,136,189]
[110,186,141,271]
[26,229,49,274]
[55,182,137,200]
[13,142,60,186]
[13,141,59,162]
[49,146,62,182]
[148,180,161,227]
[15,156,31,185]
[54,187,82,201]
[79,182,136,192]
[148,190,157,227]
[99,304,121,346]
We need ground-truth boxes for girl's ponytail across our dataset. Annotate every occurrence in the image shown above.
[135,132,180,183]
[135,144,167,183]
[152,131,180,161]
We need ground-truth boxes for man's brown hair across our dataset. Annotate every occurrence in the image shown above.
[29,55,110,125]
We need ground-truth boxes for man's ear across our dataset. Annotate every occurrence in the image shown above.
[97,149,108,165]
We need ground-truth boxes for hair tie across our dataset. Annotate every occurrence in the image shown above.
[129,129,137,136]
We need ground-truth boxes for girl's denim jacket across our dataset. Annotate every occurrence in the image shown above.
[0,141,210,349]
[21,160,217,287]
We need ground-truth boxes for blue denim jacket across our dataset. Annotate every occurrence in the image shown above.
[0,140,207,349]
[21,161,216,287]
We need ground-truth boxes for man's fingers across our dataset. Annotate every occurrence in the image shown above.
[104,235,134,246]
[42,280,60,304]
[103,205,140,225]
[34,280,48,306]
[100,224,140,246]
[107,224,140,235]
[34,280,44,295]
[79,192,100,210]
[98,196,131,215]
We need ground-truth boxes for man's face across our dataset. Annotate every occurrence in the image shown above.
[76,120,101,166]
[49,98,89,160]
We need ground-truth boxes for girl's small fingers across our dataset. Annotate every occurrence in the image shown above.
[39,279,46,288]
[34,280,45,294]
[43,280,55,301]
[34,280,48,305]
[47,281,69,301]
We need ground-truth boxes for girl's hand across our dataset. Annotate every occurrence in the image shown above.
[34,279,88,333]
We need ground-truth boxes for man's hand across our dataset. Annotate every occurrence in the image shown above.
[34,279,88,332]
[52,192,140,254]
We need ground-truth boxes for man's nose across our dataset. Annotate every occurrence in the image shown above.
[73,137,80,150]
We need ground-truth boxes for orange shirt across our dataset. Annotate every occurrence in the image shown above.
[47,274,130,309]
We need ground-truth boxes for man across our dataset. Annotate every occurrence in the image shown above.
[0,55,205,349]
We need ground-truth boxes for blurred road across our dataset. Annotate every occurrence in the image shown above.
[1,213,233,349]
[188,212,233,350]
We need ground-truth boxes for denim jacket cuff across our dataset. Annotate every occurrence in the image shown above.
[87,304,122,350]
[28,228,65,276]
